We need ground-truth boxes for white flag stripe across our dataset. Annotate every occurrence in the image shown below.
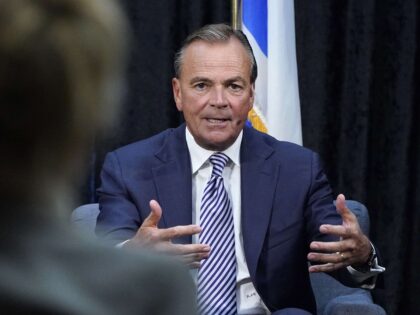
[267,0,302,144]
[242,0,302,145]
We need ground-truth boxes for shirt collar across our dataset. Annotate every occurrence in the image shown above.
[185,127,242,174]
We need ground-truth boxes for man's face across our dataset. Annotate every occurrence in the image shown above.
[172,38,254,151]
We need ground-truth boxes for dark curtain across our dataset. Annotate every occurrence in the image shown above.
[295,0,420,314]
[81,1,419,314]
[80,0,232,202]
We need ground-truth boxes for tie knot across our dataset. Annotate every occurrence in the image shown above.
[209,152,229,177]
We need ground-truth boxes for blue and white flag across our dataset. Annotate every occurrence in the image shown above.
[242,0,302,145]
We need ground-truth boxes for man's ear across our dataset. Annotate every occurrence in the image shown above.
[172,78,183,111]
[249,82,255,110]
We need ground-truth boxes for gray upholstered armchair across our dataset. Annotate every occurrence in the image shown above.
[71,200,386,315]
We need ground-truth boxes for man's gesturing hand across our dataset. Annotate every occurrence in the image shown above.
[308,194,372,273]
[125,200,210,269]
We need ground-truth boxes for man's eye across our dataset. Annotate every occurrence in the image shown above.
[194,83,207,90]
[229,83,243,91]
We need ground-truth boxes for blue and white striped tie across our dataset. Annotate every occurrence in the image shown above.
[197,152,236,315]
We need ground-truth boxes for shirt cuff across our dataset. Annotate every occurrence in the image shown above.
[347,243,386,289]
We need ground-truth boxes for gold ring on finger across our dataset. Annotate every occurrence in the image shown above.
[336,251,345,259]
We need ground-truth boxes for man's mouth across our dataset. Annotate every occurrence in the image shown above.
[206,118,230,123]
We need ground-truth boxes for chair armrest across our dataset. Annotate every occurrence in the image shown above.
[324,294,386,315]
[71,203,100,237]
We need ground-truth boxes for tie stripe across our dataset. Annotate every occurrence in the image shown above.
[197,152,236,315]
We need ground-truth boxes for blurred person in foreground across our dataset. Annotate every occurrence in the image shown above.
[0,0,195,314]
[97,24,385,315]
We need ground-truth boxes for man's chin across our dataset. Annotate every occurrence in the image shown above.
[197,134,237,151]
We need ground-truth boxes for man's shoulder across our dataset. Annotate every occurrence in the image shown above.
[108,125,185,162]
[244,126,315,159]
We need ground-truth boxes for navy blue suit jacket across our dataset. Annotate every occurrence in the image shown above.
[97,124,343,314]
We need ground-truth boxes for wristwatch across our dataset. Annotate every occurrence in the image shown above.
[352,243,377,273]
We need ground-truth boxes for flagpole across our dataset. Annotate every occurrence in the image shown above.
[231,0,242,30]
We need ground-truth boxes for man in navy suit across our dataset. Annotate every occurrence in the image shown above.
[97,24,383,314]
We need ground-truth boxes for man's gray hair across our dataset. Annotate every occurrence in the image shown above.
[174,23,258,83]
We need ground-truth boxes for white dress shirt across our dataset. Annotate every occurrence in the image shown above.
[186,128,270,315]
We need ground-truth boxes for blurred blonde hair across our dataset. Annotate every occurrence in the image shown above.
[0,0,127,201]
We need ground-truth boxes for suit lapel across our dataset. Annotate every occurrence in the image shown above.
[152,125,192,244]
[241,127,277,280]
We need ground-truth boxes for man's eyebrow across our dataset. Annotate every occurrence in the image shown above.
[224,76,247,85]
[189,77,212,84]
[189,76,247,85]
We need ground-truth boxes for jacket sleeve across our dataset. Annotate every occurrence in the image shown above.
[96,151,142,244]
[304,151,341,244]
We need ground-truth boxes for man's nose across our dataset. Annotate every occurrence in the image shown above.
[209,86,228,107]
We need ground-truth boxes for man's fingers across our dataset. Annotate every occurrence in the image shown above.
[335,194,346,212]
[309,194,373,270]
[141,199,163,228]
[319,224,350,237]
[154,243,211,269]
[310,239,355,253]
[165,243,210,256]
[157,224,202,241]
[308,251,350,264]
[335,194,357,223]
[308,261,348,273]
[179,251,210,264]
